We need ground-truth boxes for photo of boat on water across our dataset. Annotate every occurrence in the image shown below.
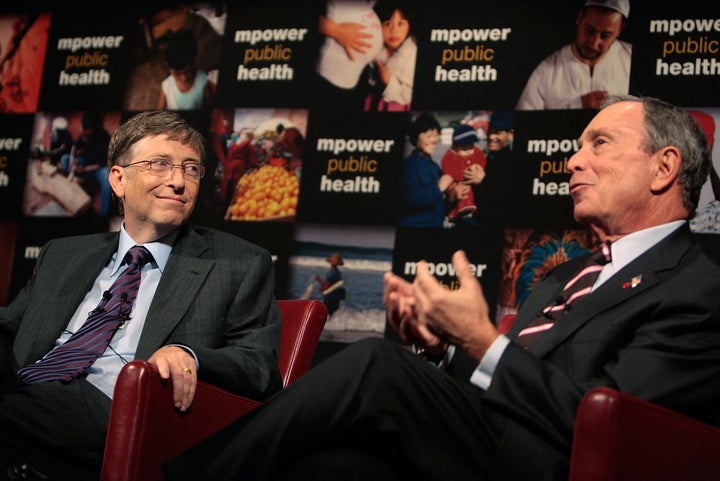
[285,223,395,343]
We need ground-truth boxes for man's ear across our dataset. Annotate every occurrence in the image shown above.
[108,165,125,199]
[651,146,681,193]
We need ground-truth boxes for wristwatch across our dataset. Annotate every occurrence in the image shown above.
[413,344,447,365]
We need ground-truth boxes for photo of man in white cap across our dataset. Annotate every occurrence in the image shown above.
[516,0,631,110]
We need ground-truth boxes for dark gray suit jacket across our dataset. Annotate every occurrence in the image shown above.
[2,224,282,400]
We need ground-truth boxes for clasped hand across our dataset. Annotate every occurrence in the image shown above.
[383,250,499,362]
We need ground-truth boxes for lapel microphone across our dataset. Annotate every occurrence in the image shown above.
[93,290,113,314]
[542,295,565,318]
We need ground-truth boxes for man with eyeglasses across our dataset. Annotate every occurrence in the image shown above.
[0,110,283,481]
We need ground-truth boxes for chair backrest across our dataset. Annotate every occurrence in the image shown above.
[570,387,720,481]
[277,299,328,386]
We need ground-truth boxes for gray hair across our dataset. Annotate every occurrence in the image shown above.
[601,95,711,218]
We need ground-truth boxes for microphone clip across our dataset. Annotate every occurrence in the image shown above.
[118,304,132,329]
[91,291,113,314]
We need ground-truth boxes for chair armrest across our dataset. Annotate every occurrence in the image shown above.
[101,361,262,481]
[570,386,720,481]
[278,299,327,386]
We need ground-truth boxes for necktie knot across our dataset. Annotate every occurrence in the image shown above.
[590,242,612,266]
[125,245,152,272]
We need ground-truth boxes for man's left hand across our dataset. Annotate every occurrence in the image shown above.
[148,346,197,411]
[413,250,499,362]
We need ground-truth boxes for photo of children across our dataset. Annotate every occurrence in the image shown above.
[123,3,225,110]
[209,108,307,222]
[24,111,120,217]
[359,0,416,111]
[440,124,487,224]
[399,110,511,229]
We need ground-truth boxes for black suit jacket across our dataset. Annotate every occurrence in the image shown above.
[475,224,720,480]
[2,224,282,400]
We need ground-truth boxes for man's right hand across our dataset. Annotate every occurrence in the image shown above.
[383,271,447,354]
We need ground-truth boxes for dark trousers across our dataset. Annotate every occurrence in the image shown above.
[164,338,505,481]
[0,379,111,481]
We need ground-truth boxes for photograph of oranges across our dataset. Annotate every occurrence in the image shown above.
[225,163,300,221]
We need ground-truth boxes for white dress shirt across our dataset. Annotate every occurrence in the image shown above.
[56,225,175,398]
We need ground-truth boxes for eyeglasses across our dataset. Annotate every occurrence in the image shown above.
[123,158,205,180]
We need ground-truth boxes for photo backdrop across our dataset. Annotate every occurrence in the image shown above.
[1,0,719,350]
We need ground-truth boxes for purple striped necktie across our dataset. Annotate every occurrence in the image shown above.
[515,242,612,348]
[18,245,153,384]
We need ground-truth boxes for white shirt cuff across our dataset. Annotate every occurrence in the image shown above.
[470,335,511,389]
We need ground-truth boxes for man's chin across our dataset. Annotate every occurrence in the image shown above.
[579,50,601,61]
[572,207,591,225]
[155,211,191,230]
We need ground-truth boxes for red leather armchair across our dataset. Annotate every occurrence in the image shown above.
[570,386,720,481]
[499,314,720,480]
[100,299,327,481]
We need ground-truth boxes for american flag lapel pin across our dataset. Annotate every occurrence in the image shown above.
[622,275,643,289]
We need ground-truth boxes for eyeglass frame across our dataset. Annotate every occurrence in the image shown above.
[122,158,205,180]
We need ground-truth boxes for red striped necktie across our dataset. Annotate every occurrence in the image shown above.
[18,245,153,384]
[515,242,611,348]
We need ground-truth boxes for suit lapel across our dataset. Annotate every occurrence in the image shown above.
[527,226,694,356]
[17,234,118,364]
[135,227,212,358]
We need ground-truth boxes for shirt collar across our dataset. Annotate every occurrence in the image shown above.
[608,220,685,273]
[112,223,177,275]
